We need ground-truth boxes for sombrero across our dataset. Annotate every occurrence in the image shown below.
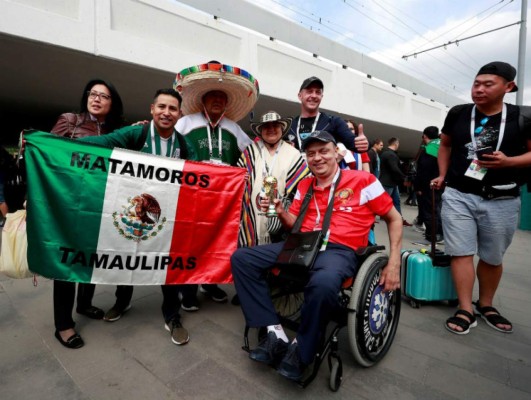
[174,62,260,122]
[250,111,292,137]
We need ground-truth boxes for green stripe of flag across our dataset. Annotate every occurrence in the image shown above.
[25,130,112,282]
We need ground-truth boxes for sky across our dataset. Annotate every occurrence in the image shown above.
[249,0,530,105]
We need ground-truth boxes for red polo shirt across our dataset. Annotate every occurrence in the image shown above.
[289,170,393,250]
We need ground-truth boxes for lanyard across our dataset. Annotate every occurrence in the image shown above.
[296,112,320,149]
[313,168,340,227]
[206,123,223,160]
[260,140,282,178]
[150,121,176,157]
[470,104,506,152]
[204,109,226,161]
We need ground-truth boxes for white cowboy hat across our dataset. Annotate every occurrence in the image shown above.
[250,111,292,137]
[173,62,260,122]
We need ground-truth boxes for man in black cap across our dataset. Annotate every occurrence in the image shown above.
[231,130,402,382]
[432,61,531,335]
[286,77,368,153]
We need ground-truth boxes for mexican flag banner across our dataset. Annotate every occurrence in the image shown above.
[24,131,246,285]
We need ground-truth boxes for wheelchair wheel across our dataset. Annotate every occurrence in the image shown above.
[270,286,304,322]
[348,253,401,367]
[328,354,343,392]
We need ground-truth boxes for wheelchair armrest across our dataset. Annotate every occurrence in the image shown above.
[355,245,385,259]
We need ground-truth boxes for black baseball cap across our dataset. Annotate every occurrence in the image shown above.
[299,76,324,92]
[301,130,337,150]
[476,61,518,92]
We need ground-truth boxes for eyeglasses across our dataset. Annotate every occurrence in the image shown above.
[87,91,111,101]
[474,117,489,136]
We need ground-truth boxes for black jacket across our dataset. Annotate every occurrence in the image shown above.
[287,112,356,151]
[414,146,439,192]
[379,148,404,187]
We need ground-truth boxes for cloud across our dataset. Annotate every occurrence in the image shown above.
[248,0,530,104]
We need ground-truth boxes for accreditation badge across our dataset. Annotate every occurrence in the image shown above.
[209,157,227,165]
[464,159,487,180]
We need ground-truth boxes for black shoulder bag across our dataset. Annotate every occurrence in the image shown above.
[276,172,341,269]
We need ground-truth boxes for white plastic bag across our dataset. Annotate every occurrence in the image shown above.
[0,209,32,279]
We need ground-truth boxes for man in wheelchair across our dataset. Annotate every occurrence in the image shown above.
[231,130,403,382]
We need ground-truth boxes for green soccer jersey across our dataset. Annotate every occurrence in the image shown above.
[78,122,186,158]
[176,112,252,166]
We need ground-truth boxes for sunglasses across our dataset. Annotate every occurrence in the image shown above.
[474,117,489,136]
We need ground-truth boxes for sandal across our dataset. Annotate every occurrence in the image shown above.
[473,302,513,333]
[445,309,477,335]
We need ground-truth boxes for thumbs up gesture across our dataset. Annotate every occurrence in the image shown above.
[354,123,369,152]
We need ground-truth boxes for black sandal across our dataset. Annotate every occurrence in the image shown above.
[55,330,85,349]
[445,309,477,335]
[473,302,513,333]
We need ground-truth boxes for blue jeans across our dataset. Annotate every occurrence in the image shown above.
[384,185,402,215]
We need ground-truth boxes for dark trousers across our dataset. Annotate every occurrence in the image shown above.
[114,285,134,310]
[177,284,220,298]
[177,284,198,299]
[418,189,443,240]
[53,281,96,331]
[161,285,182,324]
[231,242,357,365]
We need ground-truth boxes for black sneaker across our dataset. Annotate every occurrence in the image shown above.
[181,295,200,312]
[249,331,288,366]
[426,235,445,245]
[103,304,132,322]
[164,319,189,345]
[76,305,104,320]
[277,342,305,382]
[199,284,228,303]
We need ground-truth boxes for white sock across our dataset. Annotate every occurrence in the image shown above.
[267,324,288,342]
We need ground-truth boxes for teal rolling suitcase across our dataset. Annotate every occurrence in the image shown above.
[401,187,458,308]
[400,249,457,308]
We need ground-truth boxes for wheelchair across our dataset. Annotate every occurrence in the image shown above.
[242,245,401,391]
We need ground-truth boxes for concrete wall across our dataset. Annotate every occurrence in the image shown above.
[0,0,457,155]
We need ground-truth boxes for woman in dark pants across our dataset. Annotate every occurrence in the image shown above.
[50,79,127,348]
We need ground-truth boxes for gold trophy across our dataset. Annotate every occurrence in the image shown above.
[263,176,278,217]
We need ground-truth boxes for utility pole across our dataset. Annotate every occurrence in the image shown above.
[517,0,527,105]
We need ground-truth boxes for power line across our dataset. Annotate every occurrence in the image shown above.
[251,0,474,95]
[371,0,426,38]
[342,0,412,42]
[402,21,522,59]
[409,0,509,53]
[453,0,514,40]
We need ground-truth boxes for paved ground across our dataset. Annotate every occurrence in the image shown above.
[1,200,531,400]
